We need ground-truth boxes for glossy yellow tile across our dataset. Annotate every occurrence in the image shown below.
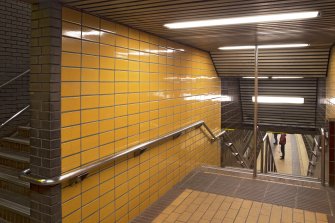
[62,52,81,67]
[100,44,115,58]
[82,55,99,69]
[81,122,99,137]
[101,19,116,34]
[81,108,99,123]
[62,21,81,39]
[62,153,80,173]
[62,37,81,53]
[62,7,81,24]
[81,68,99,82]
[100,69,114,82]
[81,96,99,109]
[61,67,80,82]
[82,41,99,55]
[61,111,80,127]
[61,125,80,142]
[116,36,128,48]
[81,135,99,151]
[61,139,80,158]
[99,107,114,120]
[81,147,99,165]
[82,13,99,28]
[81,82,99,95]
[82,27,99,42]
[100,57,115,69]
[61,6,221,223]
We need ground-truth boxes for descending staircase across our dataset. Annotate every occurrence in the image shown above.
[0,126,30,223]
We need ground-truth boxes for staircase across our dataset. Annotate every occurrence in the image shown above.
[0,126,30,223]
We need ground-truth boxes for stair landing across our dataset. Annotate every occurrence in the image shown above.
[132,167,335,223]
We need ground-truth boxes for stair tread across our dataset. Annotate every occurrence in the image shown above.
[2,137,29,145]
[18,126,30,130]
[0,165,29,188]
[0,148,29,163]
[0,190,30,216]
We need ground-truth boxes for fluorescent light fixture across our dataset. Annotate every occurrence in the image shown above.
[164,11,319,29]
[272,76,304,79]
[252,96,304,104]
[259,44,309,49]
[219,46,254,50]
[219,43,309,50]
[243,76,269,79]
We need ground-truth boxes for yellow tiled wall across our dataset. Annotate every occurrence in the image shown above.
[61,7,221,223]
[327,46,335,119]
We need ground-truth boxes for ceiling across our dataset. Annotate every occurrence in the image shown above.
[61,0,335,51]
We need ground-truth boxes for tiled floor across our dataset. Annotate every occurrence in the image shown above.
[132,169,335,223]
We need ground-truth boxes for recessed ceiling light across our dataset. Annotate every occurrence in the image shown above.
[164,11,319,29]
[252,96,304,104]
[243,77,269,79]
[272,76,304,79]
[219,43,309,50]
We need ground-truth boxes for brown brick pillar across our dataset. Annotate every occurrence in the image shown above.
[30,0,62,222]
[329,121,335,187]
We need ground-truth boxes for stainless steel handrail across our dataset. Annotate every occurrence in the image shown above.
[0,105,30,129]
[0,69,30,89]
[20,120,225,186]
[320,128,325,186]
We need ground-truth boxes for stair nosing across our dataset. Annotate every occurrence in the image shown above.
[0,196,30,217]
[2,137,29,146]
[0,171,30,188]
[0,150,29,163]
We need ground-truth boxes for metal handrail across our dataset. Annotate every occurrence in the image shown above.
[0,69,30,89]
[0,105,30,129]
[20,120,225,186]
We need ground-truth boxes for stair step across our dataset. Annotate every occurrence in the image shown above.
[202,166,322,188]
[0,190,30,217]
[17,126,30,138]
[0,148,29,163]
[0,166,29,189]
[2,137,29,146]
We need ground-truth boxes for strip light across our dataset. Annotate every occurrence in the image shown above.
[164,11,319,29]
[243,76,268,79]
[272,76,304,79]
[252,96,304,104]
[219,44,309,50]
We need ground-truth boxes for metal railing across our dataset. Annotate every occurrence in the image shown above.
[0,105,30,129]
[307,128,326,185]
[0,69,30,130]
[259,133,277,173]
[0,69,30,89]
[20,120,225,186]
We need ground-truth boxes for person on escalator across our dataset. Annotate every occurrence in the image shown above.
[279,133,286,160]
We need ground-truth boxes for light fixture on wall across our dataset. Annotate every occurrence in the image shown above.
[252,96,304,104]
[219,43,309,50]
[164,11,319,29]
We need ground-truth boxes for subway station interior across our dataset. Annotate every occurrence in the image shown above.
[1,0,335,222]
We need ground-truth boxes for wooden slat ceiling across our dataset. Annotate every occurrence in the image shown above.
[61,0,335,51]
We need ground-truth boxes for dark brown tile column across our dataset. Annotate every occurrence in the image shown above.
[329,121,335,187]
[30,0,62,222]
